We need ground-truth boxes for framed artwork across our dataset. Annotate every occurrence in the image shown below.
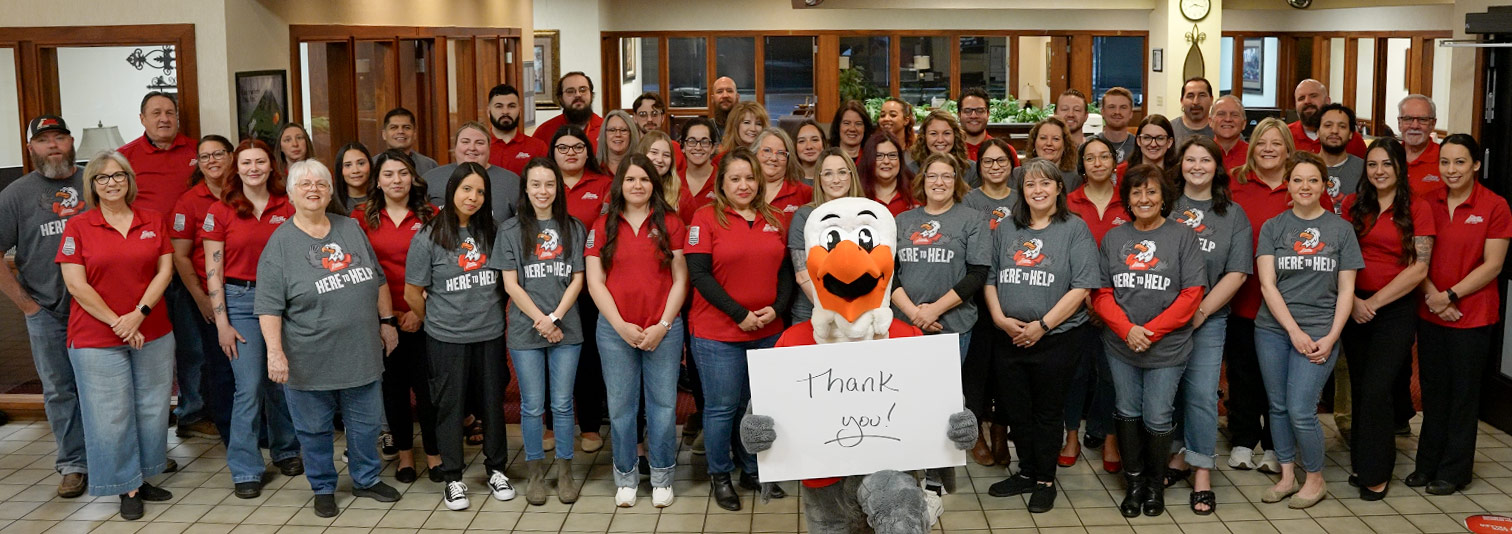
[622,38,637,82]
[1242,39,1265,94]
[1151,48,1164,73]
[234,70,288,147]
[533,30,560,109]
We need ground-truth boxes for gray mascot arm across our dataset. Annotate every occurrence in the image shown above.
[741,410,777,453]
[947,411,978,450]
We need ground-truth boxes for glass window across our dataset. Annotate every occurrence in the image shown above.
[398,39,433,157]
[839,36,890,103]
[1219,37,1235,96]
[1017,36,1053,108]
[763,36,815,118]
[619,38,659,109]
[1355,38,1376,121]
[959,36,1010,100]
[640,38,660,99]
[716,37,756,101]
[900,36,951,107]
[667,37,707,108]
[1092,36,1144,107]
[0,48,20,170]
[354,41,394,157]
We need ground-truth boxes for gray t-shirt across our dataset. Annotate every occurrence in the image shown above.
[1098,220,1207,368]
[1010,166,1083,195]
[788,205,817,323]
[1326,155,1365,214]
[0,169,85,314]
[990,216,1101,335]
[1254,210,1364,338]
[1095,133,1139,165]
[253,217,386,391]
[894,204,991,334]
[423,164,521,223]
[492,218,585,350]
[1172,120,1215,145]
[962,188,1015,232]
[405,226,506,344]
[1171,196,1254,317]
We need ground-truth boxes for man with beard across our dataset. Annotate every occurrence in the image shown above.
[1211,95,1249,173]
[710,76,739,131]
[1172,77,1215,144]
[1318,103,1363,213]
[1397,94,1442,198]
[380,108,439,176]
[0,115,88,498]
[486,84,548,176]
[531,72,604,150]
[1289,79,1366,158]
[1094,87,1138,164]
[425,121,521,223]
[1054,89,1088,148]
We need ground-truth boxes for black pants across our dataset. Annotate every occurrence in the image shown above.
[1340,294,1415,487]
[1392,351,1418,427]
[994,323,1086,482]
[1415,321,1492,486]
[428,334,509,481]
[1224,316,1272,450]
[964,300,1001,426]
[383,329,439,454]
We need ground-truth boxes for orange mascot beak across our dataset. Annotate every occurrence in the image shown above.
[806,241,894,323]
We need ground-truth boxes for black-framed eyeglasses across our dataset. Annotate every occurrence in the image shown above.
[92,172,130,184]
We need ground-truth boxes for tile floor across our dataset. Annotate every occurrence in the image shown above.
[0,416,1509,533]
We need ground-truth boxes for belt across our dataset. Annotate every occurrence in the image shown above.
[225,277,256,288]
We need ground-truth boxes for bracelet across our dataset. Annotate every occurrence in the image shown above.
[548,313,562,327]
[1038,318,1050,332]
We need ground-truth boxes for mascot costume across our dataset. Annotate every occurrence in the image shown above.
[740,198,978,534]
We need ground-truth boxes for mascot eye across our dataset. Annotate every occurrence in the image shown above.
[856,228,876,252]
[824,229,843,251]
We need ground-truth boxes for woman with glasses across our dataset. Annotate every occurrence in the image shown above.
[751,128,813,219]
[792,119,826,184]
[963,138,1017,467]
[597,110,641,178]
[679,118,720,223]
[1012,117,1082,192]
[910,110,979,187]
[859,131,918,217]
[790,148,864,324]
[1118,115,1179,179]
[829,100,874,162]
[552,125,612,453]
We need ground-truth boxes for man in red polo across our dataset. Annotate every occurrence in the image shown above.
[1398,94,1443,198]
[1289,79,1366,158]
[118,92,196,217]
[1212,96,1249,173]
[485,84,547,176]
[531,72,603,150]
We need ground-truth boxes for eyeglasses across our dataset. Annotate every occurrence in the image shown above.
[980,156,1012,168]
[636,110,664,119]
[960,107,988,117]
[197,149,228,162]
[1400,116,1436,125]
[820,169,852,179]
[875,152,900,162]
[563,86,591,97]
[555,143,588,154]
[294,181,331,191]
[1138,135,1171,145]
[759,147,790,160]
[92,172,130,184]
[605,127,631,136]
[924,173,955,183]
[683,138,713,149]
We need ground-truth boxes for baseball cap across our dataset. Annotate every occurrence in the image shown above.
[28,115,69,139]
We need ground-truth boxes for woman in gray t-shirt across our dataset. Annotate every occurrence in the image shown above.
[790,148,865,323]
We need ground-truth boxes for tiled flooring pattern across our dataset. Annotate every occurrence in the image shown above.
[0,416,1510,533]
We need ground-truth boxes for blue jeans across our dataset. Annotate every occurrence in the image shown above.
[514,343,582,462]
[1172,314,1227,469]
[196,318,235,444]
[224,285,300,484]
[600,317,684,488]
[1065,326,1115,437]
[692,332,779,476]
[24,308,87,475]
[69,334,174,495]
[1254,326,1339,473]
[1104,348,1187,433]
[166,280,206,423]
[284,380,384,494]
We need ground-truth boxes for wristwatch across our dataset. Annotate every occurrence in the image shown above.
[1038,318,1050,332]
[379,316,398,327]
[658,320,673,330]
[137,304,153,316]
[548,313,563,327]
[1446,289,1460,303]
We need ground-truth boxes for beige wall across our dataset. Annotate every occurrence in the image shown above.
[534,0,605,123]
[1223,4,1452,31]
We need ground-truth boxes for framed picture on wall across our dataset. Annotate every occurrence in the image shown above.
[622,38,636,82]
[1242,39,1264,94]
[534,30,561,109]
[234,70,288,147]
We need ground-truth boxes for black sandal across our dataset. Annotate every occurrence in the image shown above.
[464,419,484,446]
[1189,490,1216,515]
[1164,467,1192,488]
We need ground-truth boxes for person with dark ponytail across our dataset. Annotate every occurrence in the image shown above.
[550,125,612,453]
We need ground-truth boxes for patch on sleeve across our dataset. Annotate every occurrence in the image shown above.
[202,214,215,232]
[61,237,76,256]
[173,214,186,232]
[688,226,700,246]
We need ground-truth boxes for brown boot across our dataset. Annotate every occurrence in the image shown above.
[990,424,1011,466]
[525,459,548,505]
[58,473,86,498]
[556,458,579,503]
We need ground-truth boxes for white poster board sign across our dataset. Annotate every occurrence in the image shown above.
[747,333,965,482]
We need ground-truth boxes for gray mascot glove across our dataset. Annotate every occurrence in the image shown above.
[947,411,978,450]
[741,414,777,453]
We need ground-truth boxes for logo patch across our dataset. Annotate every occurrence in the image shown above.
[583,192,600,200]
[1467,215,1486,225]
[1176,208,1207,233]
[1292,227,1327,255]
[61,236,76,256]
[1013,238,1046,267]
[202,214,216,232]
[688,226,701,246]
[411,222,423,230]
[308,242,355,272]
[139,230,157,240]
[762,223,780,233]
[989,207,1010,231]
[908,220,944,245]
[173,214,186,232]
[534,229,563,260]
[585,229,596,249]
[50,187,82,218]
[269,215,288,224]
[1123,240,1160,270]
[457,237,488,271]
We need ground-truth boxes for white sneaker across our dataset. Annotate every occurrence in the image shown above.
[487,470,516,501]
[652,486,674,508]
[1228,446,1257,470]
[1257,450,1282,474]
[443,481,470,511]
[615,486,637,507]
[923,490,944,527]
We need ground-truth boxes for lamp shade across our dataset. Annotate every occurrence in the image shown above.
[77,122,126,160]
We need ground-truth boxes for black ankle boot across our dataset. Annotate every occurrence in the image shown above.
[711,472,741,511]
[1114,417,1148,518]
[1143,426,1176,517]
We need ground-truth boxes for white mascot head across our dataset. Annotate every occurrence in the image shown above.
[803,197,898,343]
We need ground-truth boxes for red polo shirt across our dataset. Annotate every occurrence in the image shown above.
[1420,183,1512,328]
[118,133,197,217]
[565,171,612,229]
[532,113,604,152]
[686,205,788,342]
[965,134,1020,163]
[1288,121,1367,159]
[168,183,220,288]
[353,206,430,313]
[1066,186,1127,246]
[1340,194,1437,292]
[678,169,719,225]
[55,208,174,348]
[872,189,919,217]
[489,133,549,176]
[768,180,813,224]
[585,213,687,328]
[1220,139,1249,175]
[1229,173,1335,318]
[1406,142,1444,199]
[201,195,295,282]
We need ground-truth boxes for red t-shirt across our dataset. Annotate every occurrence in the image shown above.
[565,171,612,229]
[678,169,719,225]
[1420,183,1512,328]
[1229,173,1336,318]
[1221,140,1249,176]
[1406,142,1444,199]
[55,208,174,348]
[532,113,604,152]
[117,133,197,218]
[964,134,1020,163]
[685,205,788,342]
[585,214,687,328]
[1066,186,1127,246]
[780,318,923,488]
[1288,121,1367,159]
[201,194,295,282]
[489,133,549,176]
[1340,195,1437,293]
[168,182,219,288]
[353,206,429,313]
[768,180,813,223]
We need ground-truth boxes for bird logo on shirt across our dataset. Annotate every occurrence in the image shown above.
[908,220,943,245]
[1176,208,1207,233]
[534,229,562,260]
[50,187,82,217]
[989,207,1010,230]
[1124,240,1160,270]
[1327,176,1343,199]
[1013,238,1047,267]
[309,243,353,272]
[457,237,487,271]
[1292,227,1326,255]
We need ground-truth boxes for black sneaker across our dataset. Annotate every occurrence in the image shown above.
[379,432,398,461]
[137,482,173,502]
[443,481,471,511]
[275,457,305,476]
[988,473,1035,497]
[234,481,262,499]
[354,481,401,502]
[1027,483,1057,513]
[119,492,144,520]
[163,458,178,473]
[312,494,338,518]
